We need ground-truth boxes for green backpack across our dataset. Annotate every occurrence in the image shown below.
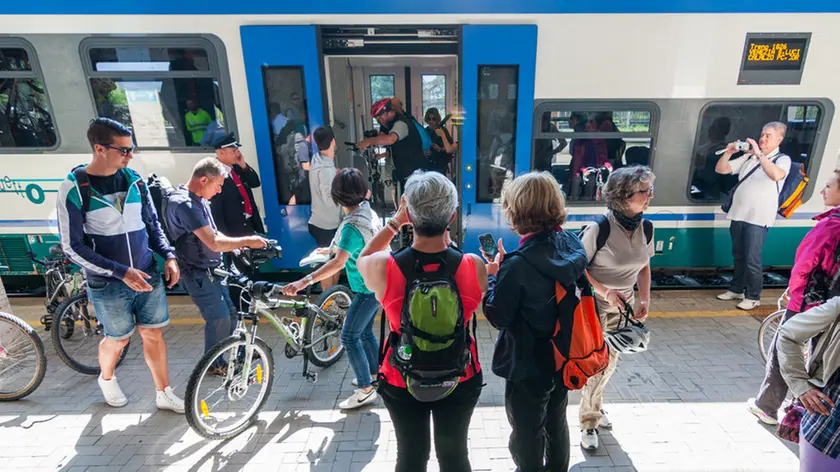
[383,247,476,402]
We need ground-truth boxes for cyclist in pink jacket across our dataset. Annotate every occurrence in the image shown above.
[748,168,840,425]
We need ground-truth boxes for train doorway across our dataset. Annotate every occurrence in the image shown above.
[240,24,536,268]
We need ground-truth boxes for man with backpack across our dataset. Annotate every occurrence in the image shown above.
[715,122,791,310]
[359,98,431,199]
[164,158,268,374]
[56,118,183,411]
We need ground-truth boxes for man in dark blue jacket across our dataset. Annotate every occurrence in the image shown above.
[57,118,184,412]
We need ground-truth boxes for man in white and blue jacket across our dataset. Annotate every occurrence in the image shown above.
[56,118,184,413]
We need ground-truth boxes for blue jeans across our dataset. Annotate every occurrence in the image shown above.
[180,271,238,356]
[729,220,769,300]
[340,292,380,388]
[86,273,169,340]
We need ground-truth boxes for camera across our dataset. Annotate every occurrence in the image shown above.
[363,129,378,139]
[735,141,751,152]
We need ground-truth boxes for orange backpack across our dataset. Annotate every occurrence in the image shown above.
[550,272,610,390]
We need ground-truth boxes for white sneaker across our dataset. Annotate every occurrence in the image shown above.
[338,388,378,410]
[581,429,599,450]
[737,299,760,311]
[98,375,128,408]
[156,386,185,414]
[598,409,612,429]
[747,398,778,425]
[717,291,745,301]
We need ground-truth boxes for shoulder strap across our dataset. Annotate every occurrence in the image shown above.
[643,219,653,245]
[594,214,610,257]
[72,167,91,220]
[393,247,463,282]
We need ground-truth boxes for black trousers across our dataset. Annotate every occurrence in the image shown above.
[505,373,570,472]
[729,220,769,300]
[380,372,483,472]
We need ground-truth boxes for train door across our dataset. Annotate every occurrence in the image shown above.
[240,25,325,268]
[460,25,537,255]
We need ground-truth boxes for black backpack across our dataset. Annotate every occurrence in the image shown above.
[579,213,653,260]
[146,173,177,243]
[380,247,477,402]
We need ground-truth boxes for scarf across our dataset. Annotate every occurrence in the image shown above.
[330,201,382,253]
[611,208,643,232]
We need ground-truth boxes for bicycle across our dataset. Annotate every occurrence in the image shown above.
[757,289,790,363]
[0,312,47,401]
[185,243,352,440]
[28,244,85,333]
[345,141,389,215]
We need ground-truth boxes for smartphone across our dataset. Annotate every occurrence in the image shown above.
[478,233,498,259]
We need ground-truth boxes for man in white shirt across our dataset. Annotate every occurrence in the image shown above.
[714,121,791,310]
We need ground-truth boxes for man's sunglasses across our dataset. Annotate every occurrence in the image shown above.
[101,144,136,156]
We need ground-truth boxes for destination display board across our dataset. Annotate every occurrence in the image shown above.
[738,33,810,85]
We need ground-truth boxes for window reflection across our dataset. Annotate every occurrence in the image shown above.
[477,65,518,204]
[0,45,56,148]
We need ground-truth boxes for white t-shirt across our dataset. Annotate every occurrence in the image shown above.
[726,149,791,228]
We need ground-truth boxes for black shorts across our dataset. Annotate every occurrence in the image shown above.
[308,224,337,248]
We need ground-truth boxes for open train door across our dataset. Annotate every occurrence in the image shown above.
[460,25,537,255]
[241,25,325,268]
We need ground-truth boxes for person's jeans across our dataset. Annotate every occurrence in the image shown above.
[380,372,483,472]
[180,271,237,359]
[729,220,769,300]
[340,292,380,388]
[505,372,570,472]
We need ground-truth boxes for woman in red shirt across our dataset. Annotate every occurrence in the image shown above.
[358,171,487,472]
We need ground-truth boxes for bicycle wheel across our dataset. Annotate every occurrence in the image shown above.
[304,285,352,368]
[0,312,47,401]
[185,335,274,440]
[52,292,130,375]
[758,309,784,363]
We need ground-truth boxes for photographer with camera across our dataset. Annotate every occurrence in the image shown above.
[165,158,268,376]
[359,98,429,199]
[715,122,791,311]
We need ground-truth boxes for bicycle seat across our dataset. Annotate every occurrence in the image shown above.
[300,249,330,268]
[49,244,63,256]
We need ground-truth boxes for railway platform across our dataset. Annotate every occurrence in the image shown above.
[1,289,802,472]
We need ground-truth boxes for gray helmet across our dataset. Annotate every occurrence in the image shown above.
[604,300,651,354]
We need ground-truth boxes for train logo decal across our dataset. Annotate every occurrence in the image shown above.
[0,177,62,205]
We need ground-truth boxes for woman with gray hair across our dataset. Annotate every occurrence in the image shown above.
[578,165,656,451]
[357,171,488,472]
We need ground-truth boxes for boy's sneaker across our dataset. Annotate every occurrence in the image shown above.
[717,291,745,301]
[98,375,128,407]
[338,388,378,410]
[581,429,599,450]
[737,299,761,311]
[747,398,778,425]
[156,386,185,414]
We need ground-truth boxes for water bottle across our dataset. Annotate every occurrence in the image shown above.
[397,344,412,361]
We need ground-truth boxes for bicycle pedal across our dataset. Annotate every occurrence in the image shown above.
[304,372,318,383]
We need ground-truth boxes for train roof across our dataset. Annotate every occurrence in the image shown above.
[6,0,840,16]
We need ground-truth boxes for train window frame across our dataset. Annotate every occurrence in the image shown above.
[0,37,60,153]
[685,99,828,205]
[531,100,660,206]
[78,35,236,152]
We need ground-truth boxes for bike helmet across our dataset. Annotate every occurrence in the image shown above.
[604,301,651,354]
[371,98,392,118]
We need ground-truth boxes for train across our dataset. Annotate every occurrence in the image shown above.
[2,1,840,291]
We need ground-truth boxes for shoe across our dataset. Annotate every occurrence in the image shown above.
[338,388,378,410]
[207,364,228,376]
[98,375,128,408]
[747,398,778,425]
[717,291,745,301]
[737,299,760,311]
[598,409,612,429]
[581,429,599,450]
[351,376,379,387]
[156,386,185,414]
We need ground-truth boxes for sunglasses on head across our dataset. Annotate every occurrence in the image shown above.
[101,144,135,156]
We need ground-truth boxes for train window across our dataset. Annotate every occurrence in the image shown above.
[688,102,823,202]
[262,66,311,207]
[477,65,519,204]
[0,41,58,149]
[532,105,656,203]
[81,37,231,150]
[370,75,394,129]
[422,74,446,117]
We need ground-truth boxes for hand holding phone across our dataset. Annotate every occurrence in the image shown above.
[478,233,498,259]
